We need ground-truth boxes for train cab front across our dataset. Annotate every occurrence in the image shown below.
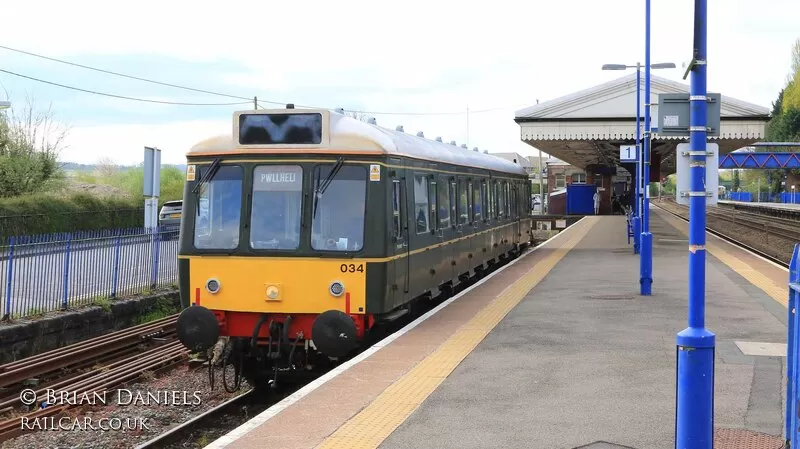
[175,158,375,372]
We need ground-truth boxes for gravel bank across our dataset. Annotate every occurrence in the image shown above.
[657,201,796,264]
[2,364,252,449]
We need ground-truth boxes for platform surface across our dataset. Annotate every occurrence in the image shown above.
[208,207,791,449]
[720,199,800,210]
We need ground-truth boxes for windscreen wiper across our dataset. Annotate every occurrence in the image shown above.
[192,158,221,215]
[312,157,344,217]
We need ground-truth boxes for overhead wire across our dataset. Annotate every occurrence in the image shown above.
[0,44,530,115]
[0,69,251,106]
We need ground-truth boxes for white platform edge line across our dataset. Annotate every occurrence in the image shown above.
[651,203,790,273]
[203,216,590,449]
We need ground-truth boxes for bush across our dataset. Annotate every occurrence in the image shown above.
[0,193,144,240]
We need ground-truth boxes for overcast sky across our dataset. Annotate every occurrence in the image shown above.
[1,0,798,166]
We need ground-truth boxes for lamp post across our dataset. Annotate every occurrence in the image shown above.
[676,0,714,446]
[602,60,675,257]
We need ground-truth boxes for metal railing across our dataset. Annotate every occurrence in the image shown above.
[786,243,799,446]
[0,226,179,320]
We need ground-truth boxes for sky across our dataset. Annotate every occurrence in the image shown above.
[1,0,798,166]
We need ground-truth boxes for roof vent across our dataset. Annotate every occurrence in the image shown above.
[435,137,442,142]
[334,107,345,115]
[367,117,377,125]
[396,125,404,132]
[286,103,295,109]
[416,131,424,137]
[473,147,479,152]
[460,144,468,149]
[450,141,457,145]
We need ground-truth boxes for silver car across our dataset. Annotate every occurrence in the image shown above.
[158,200,182,239]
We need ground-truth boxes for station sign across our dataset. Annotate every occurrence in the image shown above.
[620,144,638,163]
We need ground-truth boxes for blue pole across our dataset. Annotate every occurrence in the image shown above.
[639,0,653,295]
[676,0,715,447]
[632,64,641,255]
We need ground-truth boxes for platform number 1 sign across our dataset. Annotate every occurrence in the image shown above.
[620,145,638,163]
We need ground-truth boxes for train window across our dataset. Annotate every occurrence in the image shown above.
[250,165,303,250]
[458,179,469,225]
[449,179,457,226]
[193,165,243,250]
[428,178,438,231]
[488,180,494,218]
[438,177,451,228]
[311,164,367,252]
[414,174,430,234]
[481,181,488,220]
[472,180,482,221]
[505,182,511,217]
[497,182,505,218]
[238,113,322,145]
[392,180,403,242]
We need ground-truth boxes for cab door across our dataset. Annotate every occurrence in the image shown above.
[388,164,410,309]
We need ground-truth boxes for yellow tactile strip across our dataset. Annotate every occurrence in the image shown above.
[315,217,597,449]
[653,206,789,307]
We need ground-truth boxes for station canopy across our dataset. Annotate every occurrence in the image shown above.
[514,73,770,179]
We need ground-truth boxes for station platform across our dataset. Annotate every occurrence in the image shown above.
[720,199,800,210]
[206,206,791,449]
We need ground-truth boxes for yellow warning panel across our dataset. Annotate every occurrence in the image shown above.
[369,164,380,182]
[186,164,196,181]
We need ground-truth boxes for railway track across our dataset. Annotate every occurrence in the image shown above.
[655,200,792,268]
[0,314,185,443]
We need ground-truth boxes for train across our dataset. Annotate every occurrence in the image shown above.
[175,105,535,388]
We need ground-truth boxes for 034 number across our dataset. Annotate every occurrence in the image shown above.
[340,263,365,273]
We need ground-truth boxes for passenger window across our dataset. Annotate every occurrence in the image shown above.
[392,180,403,241]
[472,181,482,221]
[414,174,430,234]
[438,178,451,228]
[506,183,511,217]
[428,178,438,231]
[481,181,488,220]
[497,182,505,218]
[449,180,457,227]
[459,179,469,225]
[488,180,494,218]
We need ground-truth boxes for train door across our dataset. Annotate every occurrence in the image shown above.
[409,168,440,296]
[455,175,472,278]
[388,163,410,309]
[438,175,458,284]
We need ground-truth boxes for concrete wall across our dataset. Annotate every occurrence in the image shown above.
[0,291,180,364]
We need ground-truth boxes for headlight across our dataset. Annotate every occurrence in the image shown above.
[206,278,220,294]
[329,281,344,297]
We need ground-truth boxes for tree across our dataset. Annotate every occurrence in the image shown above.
[95,156,119,178]
[732,170,741,191]
[0,94,69,198]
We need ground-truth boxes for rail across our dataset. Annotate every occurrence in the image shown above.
[0,226,180,320]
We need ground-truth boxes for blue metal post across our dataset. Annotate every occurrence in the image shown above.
[639,0,653,295]
[676,0,715,447]
[632,64,641,255]
[62,233,72,310]
[787,244,800,445]
[4,237,15,319]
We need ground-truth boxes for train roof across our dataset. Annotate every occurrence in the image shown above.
[187,108,529,176]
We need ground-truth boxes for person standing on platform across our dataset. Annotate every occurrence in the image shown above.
[593,190,600,215]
